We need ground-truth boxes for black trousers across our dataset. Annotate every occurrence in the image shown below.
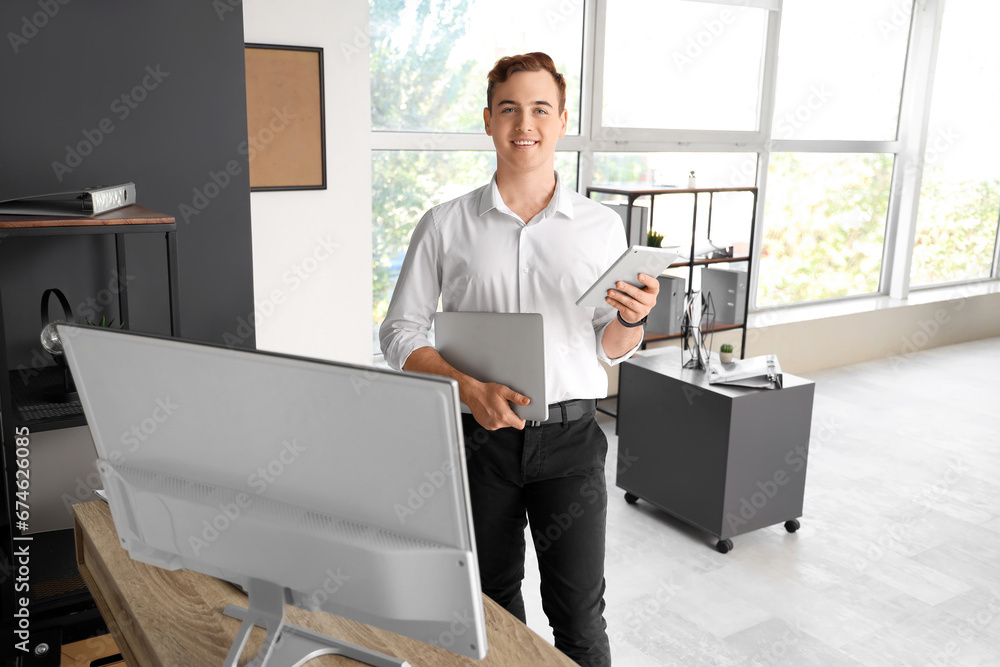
[462,412,612,667]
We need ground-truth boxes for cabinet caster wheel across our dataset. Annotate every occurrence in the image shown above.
[784,519,800,533]
[715,539,733,554]
[624,492,639,505]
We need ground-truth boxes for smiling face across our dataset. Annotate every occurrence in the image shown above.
[484,69,569,178]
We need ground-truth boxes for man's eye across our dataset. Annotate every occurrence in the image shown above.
[535,108,548,114]
[501,107,515,113]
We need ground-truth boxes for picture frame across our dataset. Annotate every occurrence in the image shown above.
[244,44,326,191]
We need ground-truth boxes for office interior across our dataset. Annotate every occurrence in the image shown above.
[0,0,998,665]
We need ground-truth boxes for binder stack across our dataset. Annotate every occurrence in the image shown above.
[0,183,136,217]
[709,354,783,389]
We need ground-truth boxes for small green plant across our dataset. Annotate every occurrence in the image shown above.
[86,316,125,329]
[647,230,664,247]
[719,343,734,364]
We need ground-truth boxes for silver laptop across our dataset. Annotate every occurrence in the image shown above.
[434,311,548,422]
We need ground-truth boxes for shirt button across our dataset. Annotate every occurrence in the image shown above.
[522,267,529,274]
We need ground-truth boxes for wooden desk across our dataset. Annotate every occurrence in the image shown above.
[74,501,573,666]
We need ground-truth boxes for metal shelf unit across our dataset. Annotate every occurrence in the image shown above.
[586,185,758,421]
[586,184,758,355]
[0,205,179,664]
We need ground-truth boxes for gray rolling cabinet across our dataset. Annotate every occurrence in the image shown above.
[616,348,814,553]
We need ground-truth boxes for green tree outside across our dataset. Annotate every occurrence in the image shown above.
[758,153,892,306]
[370,0,582,333]
[370,0,485,327]
[911,166,1000,285]
[759,152,999,306]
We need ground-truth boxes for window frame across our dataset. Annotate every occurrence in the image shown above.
[897,0,1000,291]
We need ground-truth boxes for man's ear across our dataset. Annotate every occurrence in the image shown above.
[483,107,492,136]
[559,108,568,138]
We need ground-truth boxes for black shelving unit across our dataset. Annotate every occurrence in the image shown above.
[0,206,179,664]
[586,184,758,419]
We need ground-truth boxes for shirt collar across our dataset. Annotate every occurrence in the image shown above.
[479,171,575,221]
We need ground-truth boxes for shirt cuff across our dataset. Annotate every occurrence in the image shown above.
[595,319,642,366]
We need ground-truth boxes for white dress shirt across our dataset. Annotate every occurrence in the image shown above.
[379,171,641,403]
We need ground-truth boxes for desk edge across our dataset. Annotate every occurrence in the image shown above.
[74,507,148,667]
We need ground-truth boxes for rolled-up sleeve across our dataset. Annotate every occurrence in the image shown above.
[379,210,442,370]
[592,218,641,366]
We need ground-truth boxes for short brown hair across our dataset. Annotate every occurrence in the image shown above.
[486,52,567,113]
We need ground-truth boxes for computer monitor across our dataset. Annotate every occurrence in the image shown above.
[56,324,488,666]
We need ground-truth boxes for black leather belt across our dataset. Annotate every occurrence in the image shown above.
[529,399,597,428]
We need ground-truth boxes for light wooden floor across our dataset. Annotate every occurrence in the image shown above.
[522,336,1000,666]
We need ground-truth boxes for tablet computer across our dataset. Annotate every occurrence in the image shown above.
[576,245,682,307]
[435,311,548,422]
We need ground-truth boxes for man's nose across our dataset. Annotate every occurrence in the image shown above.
[516,110,533,131]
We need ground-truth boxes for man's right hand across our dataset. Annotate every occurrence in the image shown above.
[402,346,530,431]
[460,378,531,431]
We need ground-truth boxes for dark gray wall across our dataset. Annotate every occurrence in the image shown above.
[0,0,255,359]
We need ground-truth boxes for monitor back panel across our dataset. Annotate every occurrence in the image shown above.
[58,325,473,551]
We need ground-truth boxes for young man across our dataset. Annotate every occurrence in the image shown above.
[380,52,658,667]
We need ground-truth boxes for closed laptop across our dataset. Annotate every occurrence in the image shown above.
[434,311,548,422]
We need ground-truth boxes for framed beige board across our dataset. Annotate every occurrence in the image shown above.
[244,44,326,191]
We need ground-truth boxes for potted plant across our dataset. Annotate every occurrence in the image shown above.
[86,316,126,329]
[719,343,734,364]
[647,230,664,248]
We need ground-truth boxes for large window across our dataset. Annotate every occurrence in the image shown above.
[370,0,586,352]
[372,150,495,328]
[771,0,910,141]
[371,0,584,134]
[759,153,892,306]
[370,0,1000,355]
[760,0,910,306]
[601,0,769,131]
[910,0,1000,286]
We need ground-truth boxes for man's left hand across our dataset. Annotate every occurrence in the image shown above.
[606,273,659,324]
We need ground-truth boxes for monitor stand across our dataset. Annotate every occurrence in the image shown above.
[221,579,410,667]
